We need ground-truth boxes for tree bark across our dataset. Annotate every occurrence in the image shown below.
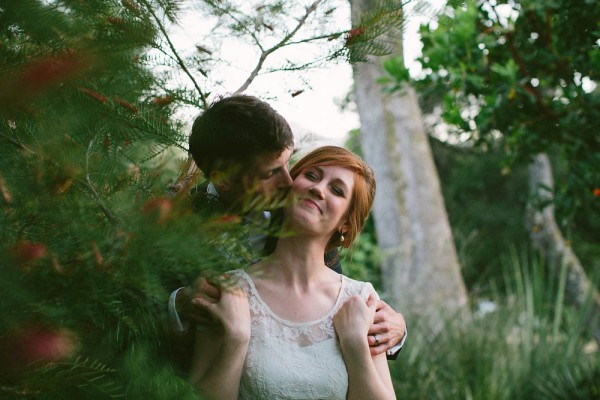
[527,153,600,344]
[349,0,467,323]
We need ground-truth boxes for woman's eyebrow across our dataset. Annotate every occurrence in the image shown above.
[332,178,349,190]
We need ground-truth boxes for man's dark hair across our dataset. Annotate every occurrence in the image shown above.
[189,95,294,176]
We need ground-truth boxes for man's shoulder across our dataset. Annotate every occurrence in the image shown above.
[189,182,226,215]
[325,249,342,274]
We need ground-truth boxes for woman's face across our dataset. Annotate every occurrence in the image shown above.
[285,164,354,239]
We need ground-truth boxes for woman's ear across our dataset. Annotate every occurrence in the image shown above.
[338,222,349,236]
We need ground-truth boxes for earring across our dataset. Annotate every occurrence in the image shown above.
[340,232,345,242]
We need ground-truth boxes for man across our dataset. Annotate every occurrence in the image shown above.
[169,95,406,366]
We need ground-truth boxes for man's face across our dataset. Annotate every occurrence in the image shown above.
[240,146,294,209]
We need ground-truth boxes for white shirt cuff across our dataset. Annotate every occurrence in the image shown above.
[387,328,407,356]
[168,287,190,334]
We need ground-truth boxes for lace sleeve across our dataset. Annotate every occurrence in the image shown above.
[359,282,380,302]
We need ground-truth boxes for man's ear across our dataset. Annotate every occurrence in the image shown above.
[241,173,260,193]
[210,170,231,192]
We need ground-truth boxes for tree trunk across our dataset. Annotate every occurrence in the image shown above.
[349,0,467,323]
[527,153,600,344]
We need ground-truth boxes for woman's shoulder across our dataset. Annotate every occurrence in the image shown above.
[340,274,373,289]
[340,275,380,301]
[222,269,253,292]
[222,269,244,279]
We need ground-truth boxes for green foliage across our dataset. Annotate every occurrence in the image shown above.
[430,138,530,291]
[384,0,600,225]
[342,129,382,287]
[0,0,247,397]
[431,134,600,298]
[377,56,411,93]
[341,217,383,290]
[347,101,600,398]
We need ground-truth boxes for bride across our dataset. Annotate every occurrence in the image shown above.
[189,146,396,400]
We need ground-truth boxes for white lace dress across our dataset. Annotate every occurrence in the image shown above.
[231,269,378,400]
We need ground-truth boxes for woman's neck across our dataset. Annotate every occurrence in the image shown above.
[258,235,332,289]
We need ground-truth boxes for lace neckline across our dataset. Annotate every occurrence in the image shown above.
[238,269,346,327]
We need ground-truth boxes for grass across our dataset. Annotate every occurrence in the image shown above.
[389,247,600,399]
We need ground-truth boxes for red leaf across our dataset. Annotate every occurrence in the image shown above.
[153,95,174,107]
[79,87,108,103]
[114,97,138,114]
[12,241,48,268]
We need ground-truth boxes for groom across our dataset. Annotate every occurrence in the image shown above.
[169,95,406,366]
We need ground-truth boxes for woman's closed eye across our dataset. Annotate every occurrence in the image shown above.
[305,171,319,181]
[331,186,345,197]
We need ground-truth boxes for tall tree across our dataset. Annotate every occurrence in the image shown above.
[348,0,468,323]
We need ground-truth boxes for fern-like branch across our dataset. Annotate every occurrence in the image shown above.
[84,138,120,226]
[138,0,208,108]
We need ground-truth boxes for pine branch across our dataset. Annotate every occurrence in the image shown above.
[343,0,407,63]
[206,2,265,50]
[282,31,344,47]
[138,0,208,108]
[22,357,125,398]
[234,0,325,94]
[84,138,120,227]
[0,130,34,153]
[1,129,121,229]
[264,54,338,73]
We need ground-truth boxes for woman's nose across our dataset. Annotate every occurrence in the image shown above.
[308,184,324,199]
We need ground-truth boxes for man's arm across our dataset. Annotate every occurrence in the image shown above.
[166,277,222,372]
[168,276,221,334]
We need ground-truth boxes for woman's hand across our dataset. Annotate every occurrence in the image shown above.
[177,275,222,326]
[333,294,377,349]
[189,279,250,400]
[191,283,250,342]
[334,294,396,399]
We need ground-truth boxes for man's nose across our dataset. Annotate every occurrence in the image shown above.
[279,168,293,188]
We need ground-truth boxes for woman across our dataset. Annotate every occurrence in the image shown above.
[189,146,396,400]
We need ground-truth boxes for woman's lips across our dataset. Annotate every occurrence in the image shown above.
[302,198,321,213]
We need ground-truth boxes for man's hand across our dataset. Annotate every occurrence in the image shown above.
[367,300,406,356]
[176,276,222,326]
